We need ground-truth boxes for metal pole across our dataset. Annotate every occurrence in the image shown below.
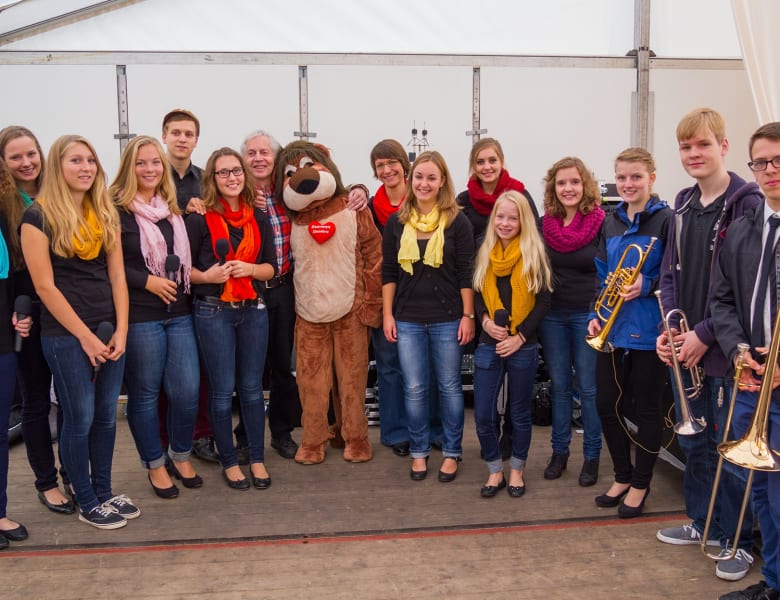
[294,65,316,140]
[632,0,652,149]
[113,64,135,152]
[465,67,487,143]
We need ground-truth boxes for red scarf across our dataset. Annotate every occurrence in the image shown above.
[372,183,404,227]
[203,199,261,301]
[466,169,526,217]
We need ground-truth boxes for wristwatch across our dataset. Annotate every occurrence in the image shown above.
[463,313,475,319]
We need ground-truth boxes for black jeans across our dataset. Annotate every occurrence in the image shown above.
[596,348,666,489]
[18,302,68,491]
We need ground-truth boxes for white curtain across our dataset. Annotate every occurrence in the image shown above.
[732,0,780,123]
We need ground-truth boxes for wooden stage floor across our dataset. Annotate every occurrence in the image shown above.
[0,408,763,599]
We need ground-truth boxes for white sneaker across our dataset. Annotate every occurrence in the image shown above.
[715,548,754,581]
[656,523,719,546]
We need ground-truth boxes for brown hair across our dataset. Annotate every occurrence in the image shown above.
[0,158,25,268]
[162,108,200,137]
[543,157,601,219]
[0,125,46,193]
[369,139,410,179]
[201,147,256,212]
[749,122,780,158]
[468,138,504,178]
[397,151,459,226]
[676,107,726,144]
[615,147,656,173]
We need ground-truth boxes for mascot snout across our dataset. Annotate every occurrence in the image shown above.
[284,167,337,211]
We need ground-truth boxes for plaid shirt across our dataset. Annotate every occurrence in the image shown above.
[264,191,293,276]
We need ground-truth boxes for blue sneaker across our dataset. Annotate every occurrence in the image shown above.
[78,505,127,530]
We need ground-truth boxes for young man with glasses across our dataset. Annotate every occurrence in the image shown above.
[711,121,780,600]
[655,108,761,582]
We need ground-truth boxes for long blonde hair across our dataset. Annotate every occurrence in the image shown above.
[397,151,459,226]
[473,190,552,294]
[110,135,179,214]
[36,135,118,258]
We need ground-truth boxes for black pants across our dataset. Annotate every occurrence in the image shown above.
[596,348,666,489]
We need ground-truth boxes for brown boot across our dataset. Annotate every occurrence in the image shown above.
[294,443,327,465]
[343,438,373,463]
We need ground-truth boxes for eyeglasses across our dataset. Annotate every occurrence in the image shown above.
[375,159,400,172]
[748,157,780,172]
[216,167,244,179]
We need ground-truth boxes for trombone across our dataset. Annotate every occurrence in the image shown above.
[586,238,658,353]
[655,290,705,435]
[701,309,780,560]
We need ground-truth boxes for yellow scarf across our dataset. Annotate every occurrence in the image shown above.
[398,206,446,275]
[481,240,534,334]
[72,202,104,261]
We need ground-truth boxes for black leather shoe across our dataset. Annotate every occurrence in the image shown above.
[410,457,429,481]
[595,485,630,508]
[169,462,203,489]
[252,475,272,490]
[148,473,179,499]
[719,580,780,600]
[235,444,250,466]
[0,536,7,550]
[37,490,76,515]
[508,483,526,498]
[0,523,28,542]
[438,456,462,483]
[480,477,507,498]
[271,436,299,459]
[222,470,250,491]
[618,487,650,519]
[192,437,220,463]
[579,458,599,487]
[391,442,410,457]
[543,452,569,480]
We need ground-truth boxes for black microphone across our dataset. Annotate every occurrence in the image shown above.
[493,309,510,328]
[92,321,114,383]
[13,295,32,353]
[164,254,180,313]
[215,238,230,266]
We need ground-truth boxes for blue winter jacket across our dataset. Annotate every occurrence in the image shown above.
[590,195,672,351]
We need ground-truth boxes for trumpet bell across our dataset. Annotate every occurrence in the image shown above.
[718,438,780,472]
[585,333,613,353]
[674,417,706,436]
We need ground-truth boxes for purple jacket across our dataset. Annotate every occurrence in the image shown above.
[659,172,762,377]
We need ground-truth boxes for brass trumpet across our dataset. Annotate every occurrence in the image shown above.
[586,237,657,353]
[701,307,780,561]
[655,290,705,435]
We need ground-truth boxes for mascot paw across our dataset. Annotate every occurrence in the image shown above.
[329,424,346,449]
[294,443,326,465]
[343,438,373,463]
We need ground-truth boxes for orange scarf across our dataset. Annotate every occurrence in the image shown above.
[203,199,261,301]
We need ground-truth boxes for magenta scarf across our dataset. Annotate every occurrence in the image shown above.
[466,169,526,217]
[542,206,605,253]
[131,194,192,292]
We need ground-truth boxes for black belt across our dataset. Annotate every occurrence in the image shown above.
[265,272,292,289]
[196,296,264,309]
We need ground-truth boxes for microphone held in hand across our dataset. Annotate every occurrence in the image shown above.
[215,238,230,266]
[13,295,32,353]
[92,321,114,383]
[493,308,510,329]
[164,254,180,313]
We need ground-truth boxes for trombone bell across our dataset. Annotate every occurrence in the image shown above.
[718,437,780,472]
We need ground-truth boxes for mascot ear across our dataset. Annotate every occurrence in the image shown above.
[313,143,332,159]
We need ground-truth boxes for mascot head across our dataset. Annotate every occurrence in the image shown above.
[275,141,348,212]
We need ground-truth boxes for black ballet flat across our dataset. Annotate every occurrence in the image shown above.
[618,487,650,519]
[438,456,462,483]
[169,462,204,489]
[252,476,272,490]
[410,457,429,481]
[0,524,28,542]
[480,477,507,498]
[508,483,526,498]
[595,485,630,508]
[37,490,76,515]
[148,473,179,499]
[222,470,250,491]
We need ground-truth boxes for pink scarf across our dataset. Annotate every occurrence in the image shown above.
[131,194,191,293]
[542,206,605,253]
[466,169,526,217]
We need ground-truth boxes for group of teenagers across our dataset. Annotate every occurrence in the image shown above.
[0,105,779,600]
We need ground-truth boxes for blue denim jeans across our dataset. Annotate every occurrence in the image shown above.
[42,334,126,513]
[124,315,200,468]
[0,352,18,519]
[538,308,601,460]
[193,299,268,469]
[731,389,780,588]
[396,320,463,458]
[673,373,753,550]
[371,326,443,447]
[474,342,538,472]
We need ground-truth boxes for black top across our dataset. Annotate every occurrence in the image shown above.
[119,210,190,323]
[382,211,474,324]
[678,189,725,326]
[474,276,551,346]
[21,204,115,337]
[545,235,600,311]
[0,218,15,353]
[172,163,203,213]
[186,208,276,299]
